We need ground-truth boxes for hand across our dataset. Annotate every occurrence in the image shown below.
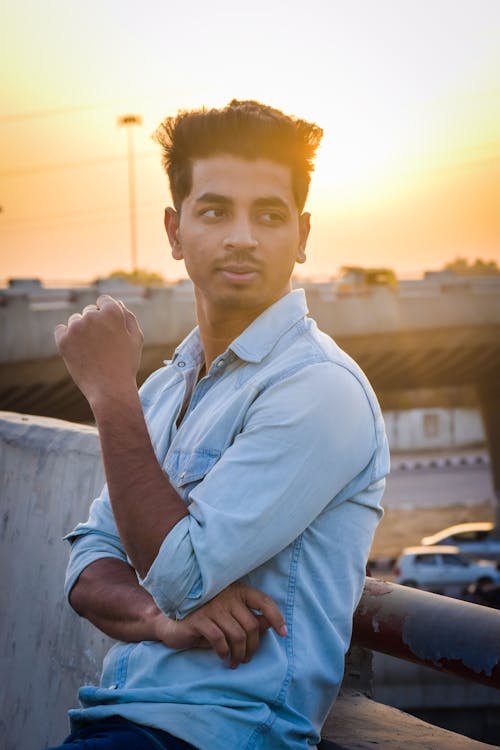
[152,582,287,669]
[54,295,143,407]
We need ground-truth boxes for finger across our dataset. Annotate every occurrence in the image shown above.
[96,294,119,309]
[242,587,287,637]
[230,607,261,663]
[118,300,144,341]
[216,616,248,669]
[82,304,99,315]
[67,312,83,325]
[95,295,123,319]
[54,323,67,348]
[257,615,271,634]
[194,618,231,661]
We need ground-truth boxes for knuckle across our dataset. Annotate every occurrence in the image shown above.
[205,624,223,643]
[96,294,112,305]
[239,613,258,633]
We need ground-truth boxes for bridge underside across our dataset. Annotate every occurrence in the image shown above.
[0,343,176,423]
[2,324,499,495]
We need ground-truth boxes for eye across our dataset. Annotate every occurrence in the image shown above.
[200,207,227,220]
[259,210,286,225]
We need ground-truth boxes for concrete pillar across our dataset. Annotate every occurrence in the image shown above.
[0,412,111,750]
[477,382,500,536]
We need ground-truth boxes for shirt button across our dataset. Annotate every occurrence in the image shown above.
[216,360,225,368]
[178,361,186,368]
[180,471,186,480]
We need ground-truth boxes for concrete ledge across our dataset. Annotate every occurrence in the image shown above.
[322,689,498,749]
[0,412,111,750]
[1,411,497,749]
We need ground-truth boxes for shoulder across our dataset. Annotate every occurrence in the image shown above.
[264,315,380,415]
[246,357,376,443]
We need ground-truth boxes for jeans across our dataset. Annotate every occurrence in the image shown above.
[45,718,197,749]
[44,718,349,749]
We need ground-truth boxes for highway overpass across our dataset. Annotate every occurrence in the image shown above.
[1,278,499,495]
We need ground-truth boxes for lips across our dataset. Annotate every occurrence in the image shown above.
[220,268,259,283]
[217,263,260,283]
[219,264,259,274]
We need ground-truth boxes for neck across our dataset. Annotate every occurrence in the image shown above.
[194,289,289,371]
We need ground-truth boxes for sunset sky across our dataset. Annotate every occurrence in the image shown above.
[1,0,499,284]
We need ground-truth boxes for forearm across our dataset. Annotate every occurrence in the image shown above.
[55,295,188,579]
[90,385,188,578]
[69,557,287,667]
[69,557,164,642]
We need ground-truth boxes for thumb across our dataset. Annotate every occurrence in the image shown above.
[118,300,144,341]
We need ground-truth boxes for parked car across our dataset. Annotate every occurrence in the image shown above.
[335,265,398,297]
[462,581,500,609]
[393,546,500,595]
[421,522,500,560]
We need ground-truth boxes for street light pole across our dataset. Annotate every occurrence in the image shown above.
[117,114,143,273]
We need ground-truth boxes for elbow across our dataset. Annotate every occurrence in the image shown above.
[68,575,87,617]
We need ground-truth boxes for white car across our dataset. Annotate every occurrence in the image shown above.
[393,546,500,595]
[421,522,500,561]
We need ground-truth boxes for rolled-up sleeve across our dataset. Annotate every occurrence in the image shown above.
[141,362,378,618]
[64,486,128,600]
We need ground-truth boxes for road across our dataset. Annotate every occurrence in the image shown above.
[371,449,495,559]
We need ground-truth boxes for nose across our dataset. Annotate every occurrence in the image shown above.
[223,214,258,250]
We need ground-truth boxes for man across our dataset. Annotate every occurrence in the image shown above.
[50,100,389,750]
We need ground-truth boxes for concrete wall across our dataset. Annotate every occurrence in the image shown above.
[0,284,196,364]
[0,412,376,749]
[2,411,498,749]
[2,280,500,364]
[0,412,112,750]
[384,408,485,452]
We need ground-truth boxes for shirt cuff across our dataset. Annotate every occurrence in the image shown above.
[64,530,128,601]
[139,514,202,618]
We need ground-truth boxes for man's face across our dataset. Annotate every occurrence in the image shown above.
[165,154,310,319]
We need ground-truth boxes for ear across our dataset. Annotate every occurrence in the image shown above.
[164,207,183,260]
[296,212,311,265]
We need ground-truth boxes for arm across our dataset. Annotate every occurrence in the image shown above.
[143,362,379,617]
[55,295,189,578]
[56,297,288,665]
[56,296,379,619]
[69,557,287,668]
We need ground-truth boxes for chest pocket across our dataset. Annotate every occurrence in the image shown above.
[165,448,221,501]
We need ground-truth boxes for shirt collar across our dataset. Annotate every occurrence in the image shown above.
[171,326,204,369]
[172,289,308,368]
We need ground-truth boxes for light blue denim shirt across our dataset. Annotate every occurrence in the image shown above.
[65,289,389,750]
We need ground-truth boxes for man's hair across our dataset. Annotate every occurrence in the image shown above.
[154,99,323,212]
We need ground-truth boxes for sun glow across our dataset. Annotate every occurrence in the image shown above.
[1,0,499,283]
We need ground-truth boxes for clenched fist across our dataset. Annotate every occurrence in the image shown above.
[54,295,144,409]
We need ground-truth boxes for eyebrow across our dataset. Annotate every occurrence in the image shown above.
[253,197,290,211]
[195,193,232,205]
[194,193,290,211]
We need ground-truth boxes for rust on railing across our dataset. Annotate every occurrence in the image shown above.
[352,577,500,689]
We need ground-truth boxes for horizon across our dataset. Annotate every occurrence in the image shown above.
[1,1,499,283]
